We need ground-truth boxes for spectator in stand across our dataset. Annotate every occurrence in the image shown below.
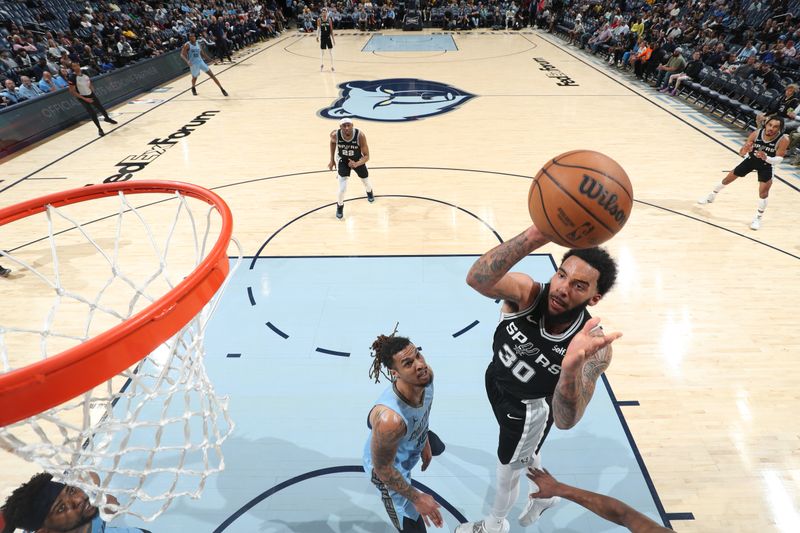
[632,39,653,79]
[38,70,60,93]
[733,55,759,79]
[653,47,686,89]
[115,35,136,66]
[570,14,585,46]
[704,42,727,69]
[17,75,43,100]
[719,52,741,74]
[737,40,759,61]
[588,22,613,54]
[660,50,704,96]
[0,49,19,74]
[757,62,784,91]
[56,67,70,88]
[1,78,23,104]
[757,84,798,127]
[17,48,35,71]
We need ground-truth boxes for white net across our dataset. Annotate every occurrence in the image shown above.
[0,187,239,522]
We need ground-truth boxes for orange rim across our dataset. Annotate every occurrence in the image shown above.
[0,181,233,427]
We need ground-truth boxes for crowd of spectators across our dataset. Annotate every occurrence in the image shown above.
[1,0,542,110]
[549,0,800,162]
[1,0,288,108]
[293,1,532,32]
[4,0,800,163]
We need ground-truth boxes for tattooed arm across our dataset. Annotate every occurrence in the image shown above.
[369,406,443,526]
[466,225,551,309]
[553,318,621,430]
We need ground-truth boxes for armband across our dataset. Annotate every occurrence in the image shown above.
[765,156,783,165]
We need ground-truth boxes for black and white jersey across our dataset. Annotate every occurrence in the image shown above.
[320,18,333,40]
[337,128,362,163]
[750,128,781,165]
[488,282,591,400]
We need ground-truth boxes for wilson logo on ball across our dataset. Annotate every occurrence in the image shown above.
[577,175,629,225]
[528,150,633,248]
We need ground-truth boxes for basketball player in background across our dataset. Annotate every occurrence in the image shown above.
[181,32,228,97]
[456,224,621,533]
[328,118,374,219]
[1,472,151,533]
[698,115,789,230]
[526,468,671,532]
[317,7,336,71]
[364,328,445,532]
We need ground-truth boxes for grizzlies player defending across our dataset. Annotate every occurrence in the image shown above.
[456,224,621,533]
[698,115,789,230]
[317,7,336,71]
[328,118,374,219]
[181,32,228,97]
[364,329,445,532]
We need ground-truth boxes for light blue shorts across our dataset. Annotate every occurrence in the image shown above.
[190,61,209,77]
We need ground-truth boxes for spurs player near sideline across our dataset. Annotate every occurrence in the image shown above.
[456,224,622,533]
[698,115,789,230]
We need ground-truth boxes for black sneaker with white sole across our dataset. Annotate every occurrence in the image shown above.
[367,190,374,202]
[336,204,344,219]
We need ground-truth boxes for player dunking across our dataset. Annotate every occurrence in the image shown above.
[317,7,335,72]
[364,327,445,532]
[698,115,789,230]
[328,118,374,219]
[456,224,621,533]
[181,32,228,97]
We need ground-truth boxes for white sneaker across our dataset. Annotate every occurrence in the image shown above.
[454,519,510,533]
[750,217,761,230]
[697,192,716,204]
[518,496,560,526]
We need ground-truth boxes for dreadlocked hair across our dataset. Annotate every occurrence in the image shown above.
[1,473,53,533]
[368,324,411,384]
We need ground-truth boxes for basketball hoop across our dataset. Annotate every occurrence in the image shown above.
[0,181,240,522]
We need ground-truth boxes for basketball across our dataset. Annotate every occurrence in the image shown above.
[528,150,633,248]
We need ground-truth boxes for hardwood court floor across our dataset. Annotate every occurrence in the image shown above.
[2,30,800,532]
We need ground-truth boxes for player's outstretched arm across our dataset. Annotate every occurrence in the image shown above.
[739,130,757,156]
[552,318,621,429]
[527,469,671,533]
[466,225,550,307]
[370,406,443,527]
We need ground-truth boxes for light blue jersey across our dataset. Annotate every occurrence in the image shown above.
[363,381,433,524]
[26,514,147,533]
[187,41,209,77]
[90,514,148,532]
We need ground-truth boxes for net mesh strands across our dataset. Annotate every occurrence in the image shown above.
[0,183,239,522]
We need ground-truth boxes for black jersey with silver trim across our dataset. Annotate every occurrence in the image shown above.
[320,18,333,40]
[750,128,780,165]
[337,128,362,163]
[488,282,591,400]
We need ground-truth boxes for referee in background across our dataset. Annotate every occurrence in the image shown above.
[67,62,118,137]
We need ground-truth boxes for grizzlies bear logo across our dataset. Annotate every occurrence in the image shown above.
[320,78,475,122]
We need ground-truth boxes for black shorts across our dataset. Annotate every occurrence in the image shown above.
[338,160,369,178]
[485,364,554,468]
[320,36,334,49]
[733,156,774,183]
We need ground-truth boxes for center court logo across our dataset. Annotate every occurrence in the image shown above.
[319,78,475,122]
